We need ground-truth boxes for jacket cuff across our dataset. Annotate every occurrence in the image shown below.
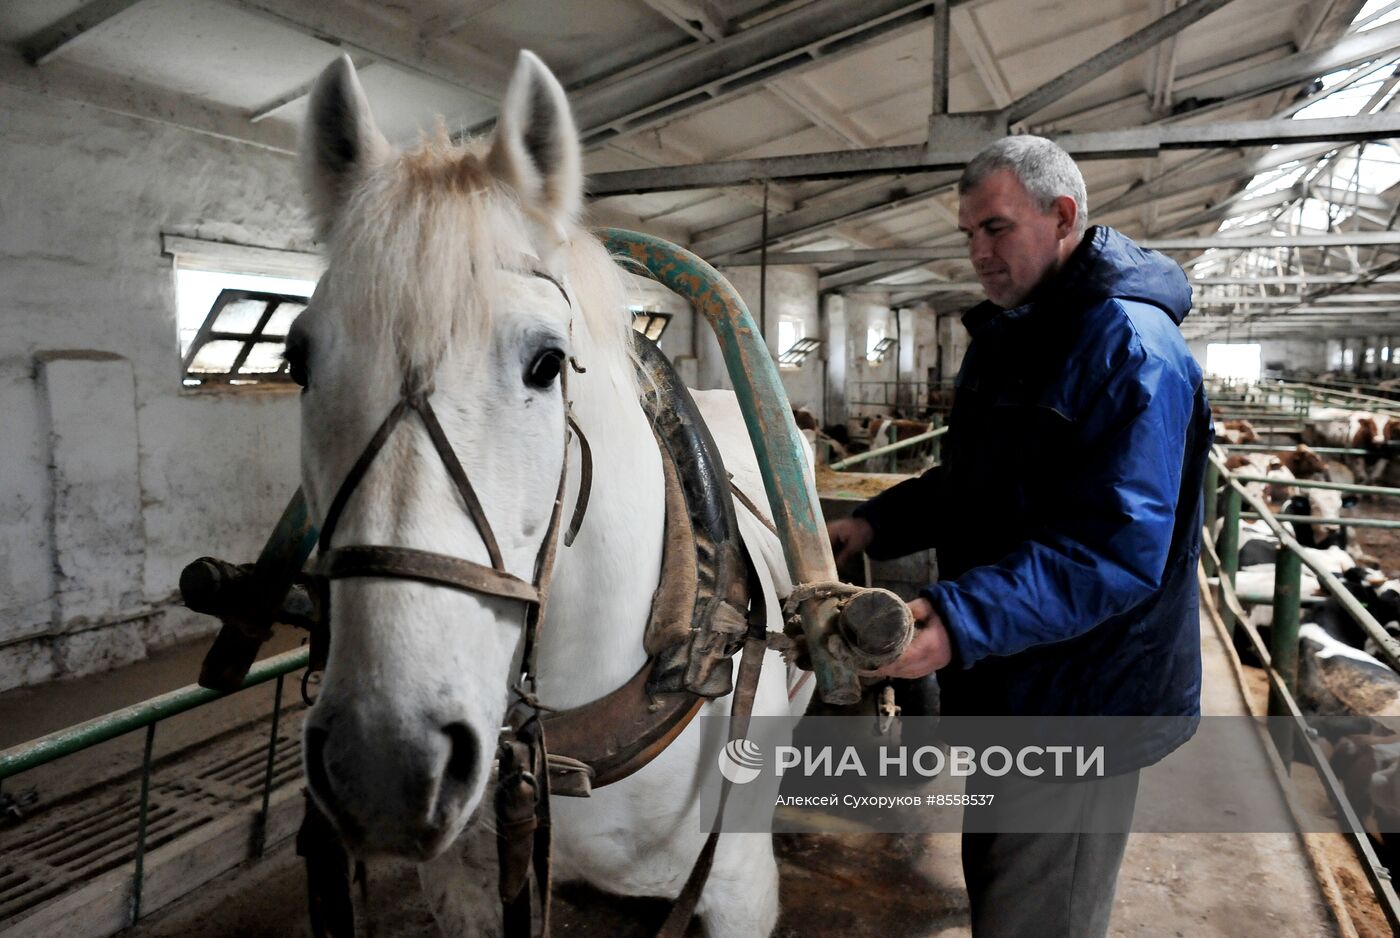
[921,583,979,670]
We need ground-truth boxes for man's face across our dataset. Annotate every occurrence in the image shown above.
[957,168,1077,309]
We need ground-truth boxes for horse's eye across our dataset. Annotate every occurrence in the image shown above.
[526,349,564,389]
[284,335,309,389]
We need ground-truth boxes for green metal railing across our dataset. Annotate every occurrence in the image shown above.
[1203,450,1400,929]
[828,426,948,472]
[0,647,308,925]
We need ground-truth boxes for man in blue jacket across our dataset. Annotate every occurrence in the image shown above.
[828,136,1212,936]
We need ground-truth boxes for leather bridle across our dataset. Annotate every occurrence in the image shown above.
[304,266,585,934]
[310,267,585,693]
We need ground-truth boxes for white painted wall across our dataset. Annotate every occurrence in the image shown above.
[0,83,312,690]
[711,265,826,418]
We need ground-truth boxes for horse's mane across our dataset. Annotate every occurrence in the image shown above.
[324,129,637,392]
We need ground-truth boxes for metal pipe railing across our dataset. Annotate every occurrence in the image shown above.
[1219,443,1375,456]
[0,647,306,781]
[0,645,305,929]
[1202,456,1400,930]
[828,426,947,471]
[1211,454,1400,672]
[1230,473,1400,498]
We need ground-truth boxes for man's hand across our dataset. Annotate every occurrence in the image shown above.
[869,597,951,679]
[827,516,875,567]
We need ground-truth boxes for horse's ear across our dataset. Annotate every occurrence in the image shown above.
[301,54,391,238]
[487,51,582,225]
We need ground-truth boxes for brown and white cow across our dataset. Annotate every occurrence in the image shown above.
[1219,418,1259,444]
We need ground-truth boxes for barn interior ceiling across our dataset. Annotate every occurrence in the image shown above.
[6,0,1400,342]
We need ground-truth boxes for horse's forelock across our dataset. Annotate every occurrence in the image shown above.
[322,136,638,395]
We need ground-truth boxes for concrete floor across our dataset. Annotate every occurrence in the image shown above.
[0,609,1356,937]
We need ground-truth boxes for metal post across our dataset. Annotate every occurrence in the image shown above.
[254,673,286,858]
[1218,486,1241,636]
[131,723,156,925]
[931,1,949,116]
[1268,544,1303,767]
[1203,461,1220,576]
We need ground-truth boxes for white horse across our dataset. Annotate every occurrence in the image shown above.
[292,51,815,937]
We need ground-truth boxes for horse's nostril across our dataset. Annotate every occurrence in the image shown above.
[444,722,478,784]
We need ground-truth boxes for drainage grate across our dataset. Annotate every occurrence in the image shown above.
[0,708,306,924]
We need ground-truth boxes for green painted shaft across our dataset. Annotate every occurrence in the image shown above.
[1269,545,1303,709]
[1219,487,1241,637]
[0,648,308,781]
[1203,461,1219,576]
[598,227,862,704]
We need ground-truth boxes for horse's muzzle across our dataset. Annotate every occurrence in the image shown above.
[302,708,481,860]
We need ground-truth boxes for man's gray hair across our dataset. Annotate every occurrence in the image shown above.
[959,135,1088,234]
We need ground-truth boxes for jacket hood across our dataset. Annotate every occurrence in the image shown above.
[965,225,1194,332]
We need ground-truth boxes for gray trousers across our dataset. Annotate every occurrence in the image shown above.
[961,770,1141,938]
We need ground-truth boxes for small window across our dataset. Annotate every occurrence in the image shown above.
[178,269,315,389]
[866,321,893,364]
[777,318,821,368]
[630,307,671,341]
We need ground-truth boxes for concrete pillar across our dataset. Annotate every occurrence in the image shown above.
[938,314,970,382]
[824,294,848,425]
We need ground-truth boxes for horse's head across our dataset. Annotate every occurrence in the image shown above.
[293,52,617,859]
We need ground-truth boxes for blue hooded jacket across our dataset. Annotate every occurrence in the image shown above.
[855,225,1212,770]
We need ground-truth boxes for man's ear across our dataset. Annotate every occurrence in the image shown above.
[1052,194,1078,239]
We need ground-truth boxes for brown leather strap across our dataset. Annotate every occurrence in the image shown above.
[318,398,411,554]
[320,545,540,604]
[543,659,704,789]
[656,559,770,938]
[298,790,355,938]
[730,482,779,539]
[413,395,507,571]
[563,413,592,548]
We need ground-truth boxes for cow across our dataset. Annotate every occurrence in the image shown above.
[1306,408,1392,484]
[1329,731,1400,878]
[1298,622,1400,720]
[1219,418,1259,444]
[1280,489,1354,550]
[1224,453,1298,503]
[1277,444,1329,480]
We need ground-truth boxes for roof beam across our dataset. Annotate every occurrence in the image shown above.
[689,173,959,259]
[567,0,937,145]
[0,44,295,153]
[224,0,511,100]
[1145,0,1184,114]
[729,229,1400,265]
[588,113,1400,194]
[1182,18,1400,110]
[249,54,376,123]
[846,276,1400,294]
[20,0,149,66]
[639,0,731,41]
[1193,292,1400,305]
[1003,0,1240,124]
[950,5,1012,107]
[1308,183,1395,213]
